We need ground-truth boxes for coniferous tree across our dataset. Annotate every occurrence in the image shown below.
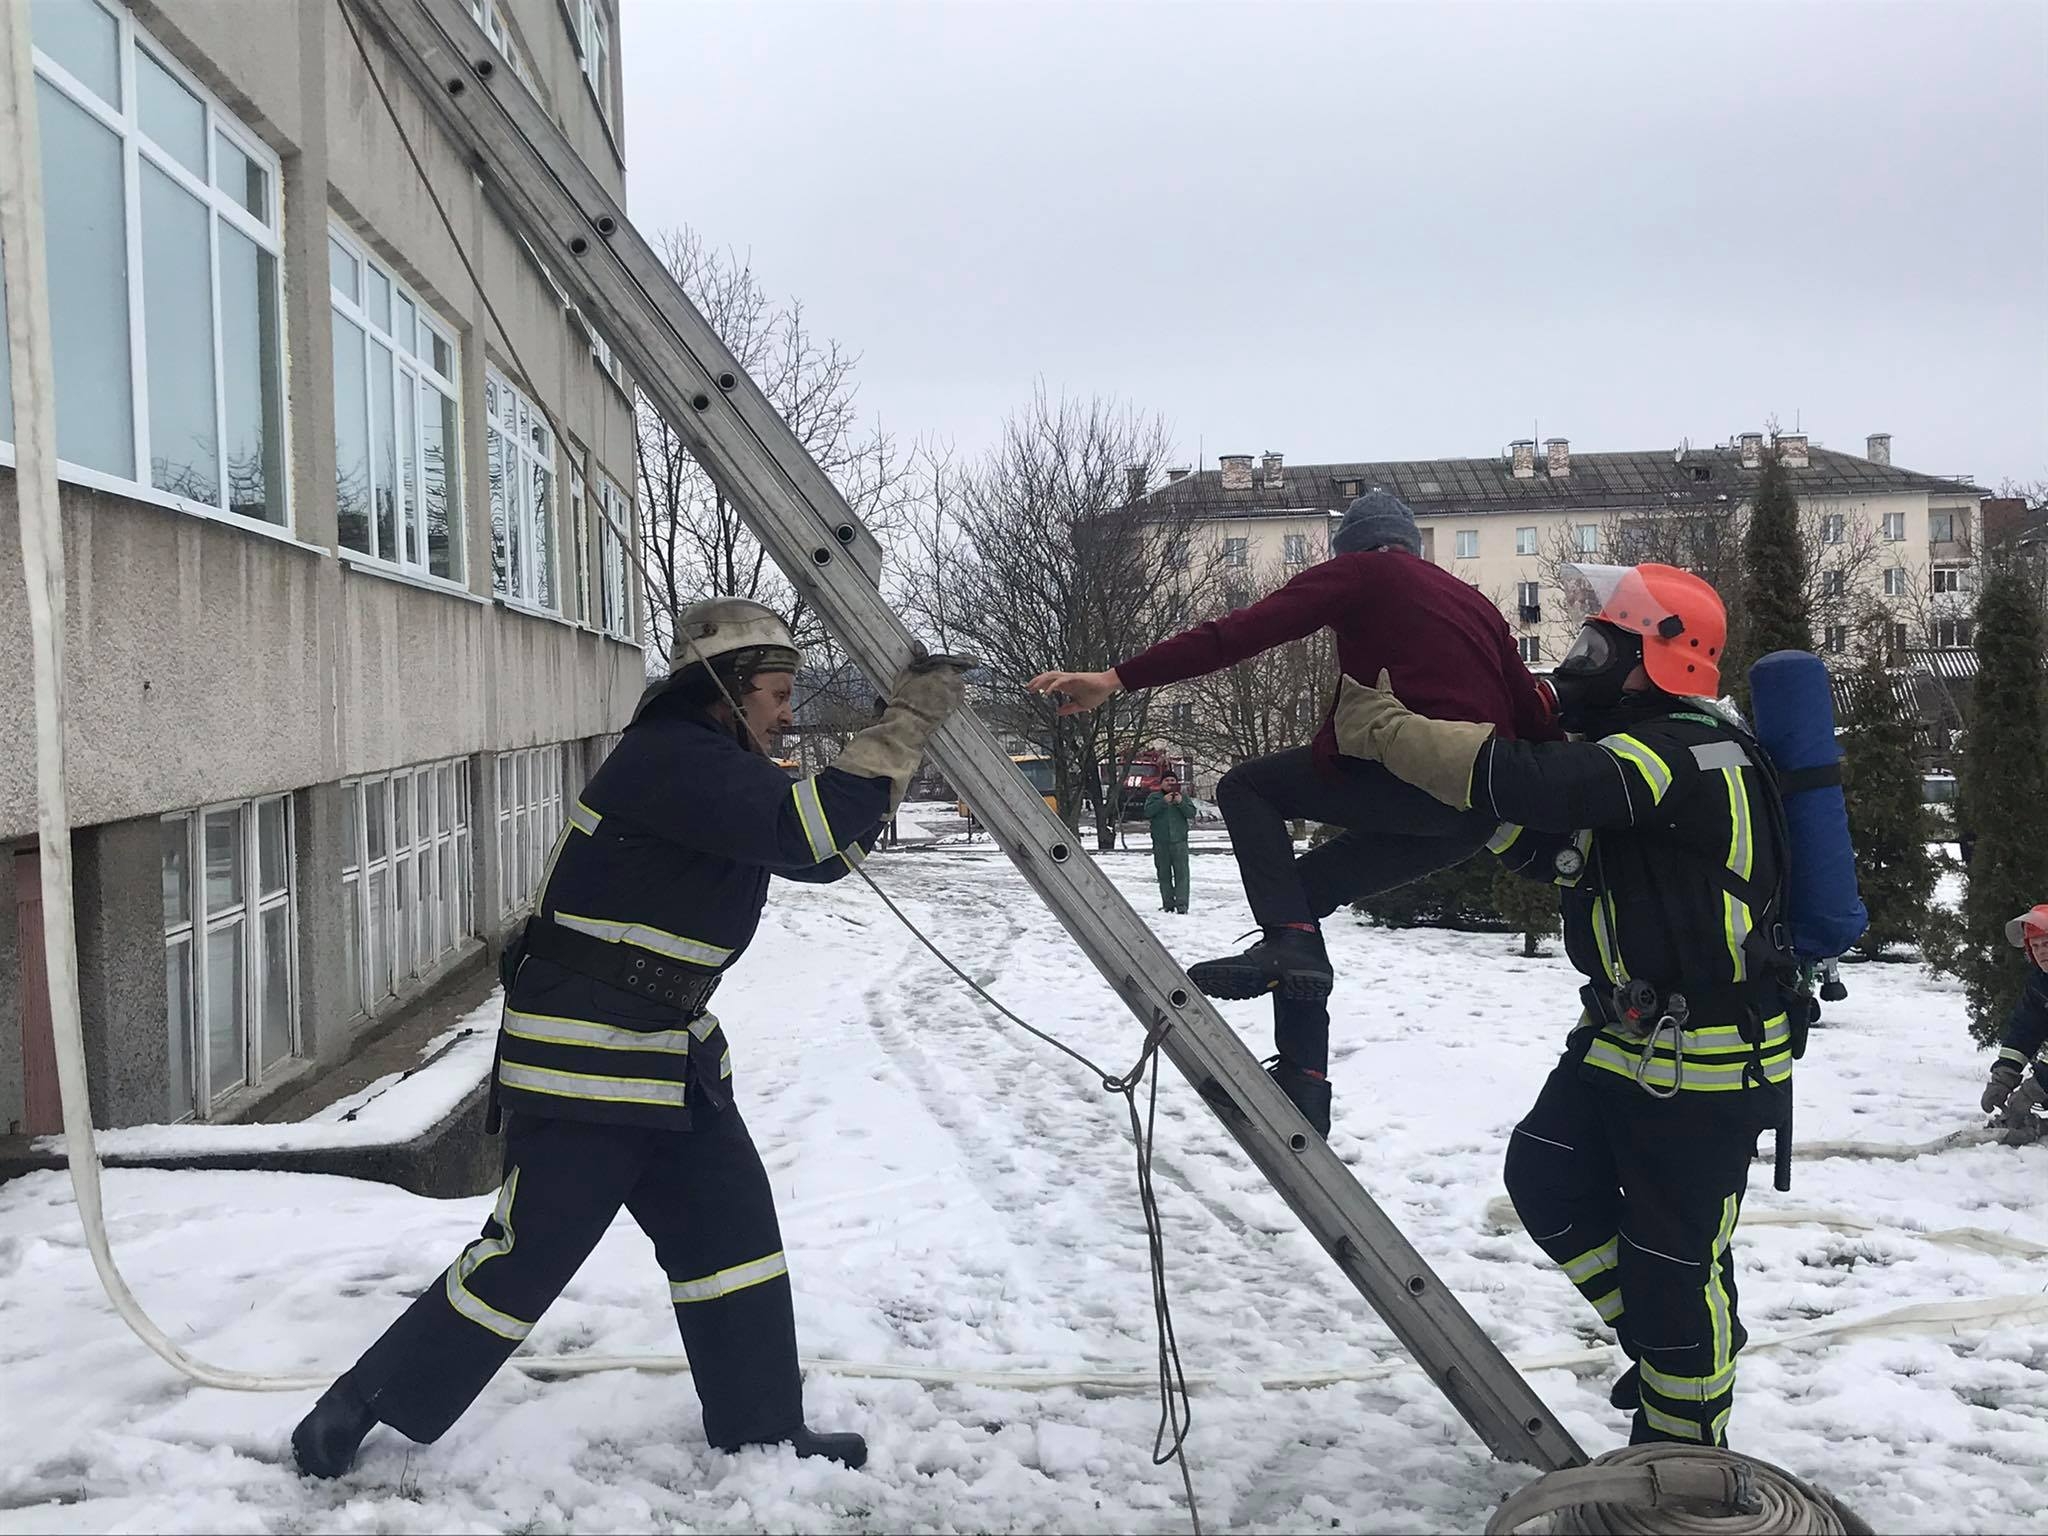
[1726,447,1815,711]
[1948,549,2048,1043]
[1837,632,1935,958]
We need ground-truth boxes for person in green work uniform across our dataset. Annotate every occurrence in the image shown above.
[1144,771,1196,913]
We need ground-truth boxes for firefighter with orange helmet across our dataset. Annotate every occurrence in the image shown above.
[1338,564,1802,1448]
[1981,905,2048,1136]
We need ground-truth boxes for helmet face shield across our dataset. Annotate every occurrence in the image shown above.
[1564,563,1682,638]
[1557,621,1626,677]
[1565,561,1726,696]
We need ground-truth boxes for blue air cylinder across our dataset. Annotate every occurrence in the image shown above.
[1747,650,1869,961]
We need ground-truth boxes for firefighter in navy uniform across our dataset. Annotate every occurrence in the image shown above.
[291,597,966,1479]
[1338,564,1797,1448]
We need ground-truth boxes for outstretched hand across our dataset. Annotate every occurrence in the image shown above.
[1026,668,1123,716]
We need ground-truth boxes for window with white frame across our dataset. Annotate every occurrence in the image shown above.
[1885,621,1909,655]
[596,731,623,762]
[161,795,297,1120]
[1222,537,1248,568]
[1933,618,1974,650]
[1170,701,1195,732]
[329,227,464,580]
[469,0,540,95]
[1283,533,1309,566]
[1932,565,1968,595]
[341,761,472,1017]
[568,467,592,625]
[1881,511,1906,542]
[7,0,288,526]
[498,746,566,916]
[487,368,558,609]
[1518,635,1542,665]
[1821,513,1845,545]
[1824,624,1847,655]
[1455,529,1479,559]
[596,473,633,639]
[1575,524,1599,555]
[1822,569,1846,599]
[576,0,613,125]
[1515,526,1538,556]
[1930,509,1962,544]
[1883,566,1907,597]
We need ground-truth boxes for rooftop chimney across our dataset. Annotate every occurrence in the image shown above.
[1545,437,1571,478]
[1261,451,1285,489]
[1867,432,1891,467]
[1510,440,1537,479]
[1165,465,1191,484]
[1125,465,1147,502]
[1739,432,1764,470]
[1219,454,1254,492]
[1777,432,1809,469]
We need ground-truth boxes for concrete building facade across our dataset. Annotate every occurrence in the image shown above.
[1,0,642,1134]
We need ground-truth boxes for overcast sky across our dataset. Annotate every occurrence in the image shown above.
[622,0,2046,490]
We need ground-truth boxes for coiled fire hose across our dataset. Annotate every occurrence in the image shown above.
[1488,1445,1874,1535]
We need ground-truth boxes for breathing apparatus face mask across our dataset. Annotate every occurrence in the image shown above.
[1551,620,1644,733]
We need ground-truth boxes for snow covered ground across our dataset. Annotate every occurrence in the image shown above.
[2,845,2044,1533]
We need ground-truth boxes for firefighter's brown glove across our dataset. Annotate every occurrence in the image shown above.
[1333,669,1495,811]
[833,659,969,810]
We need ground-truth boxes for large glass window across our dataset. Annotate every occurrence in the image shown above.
[497,746,565,916]
[341,759,474,1017]
[569,467,592,625]
[329,226,464,580]
[161,794,298,1120]
[596,472,633,640]
[9,0,287,525]
[576,0,613,125]
[487,368,557,610]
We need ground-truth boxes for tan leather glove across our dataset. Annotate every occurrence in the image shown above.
[833,660,968,810]
[1332,669,1495,811]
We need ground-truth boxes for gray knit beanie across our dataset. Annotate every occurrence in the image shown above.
[1332,489,1422,557]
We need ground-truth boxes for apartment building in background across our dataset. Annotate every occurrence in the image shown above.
[0,0,642,1136]
[1144,437,1985,665]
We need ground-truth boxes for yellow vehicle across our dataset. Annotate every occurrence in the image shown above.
[958,754,1057,818]
[773,756,801,778]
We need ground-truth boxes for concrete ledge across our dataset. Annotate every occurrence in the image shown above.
[0,1080,502,1199]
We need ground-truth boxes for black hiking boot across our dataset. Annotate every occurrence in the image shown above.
[1609,1363,1640,1411]
[1265,1057,1332,1138]
[292,1375,377,1480]
[715,1426,868,1469]
[1188,928,1333,1002]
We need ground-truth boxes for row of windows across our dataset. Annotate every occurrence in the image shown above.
[1455,509,1970,563]
[1821,620,1975,656]
[1213,533,1315,570]
[154,745,597,1123]
[5,0,637,637]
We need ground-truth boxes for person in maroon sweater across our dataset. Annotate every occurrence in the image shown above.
[1028,491,1557,1132]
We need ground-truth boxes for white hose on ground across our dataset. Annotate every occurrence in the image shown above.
[1487,1445,1875,1536]
[1484,1196,2048,1261]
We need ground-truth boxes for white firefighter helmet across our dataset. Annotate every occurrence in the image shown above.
[634,597,801,723]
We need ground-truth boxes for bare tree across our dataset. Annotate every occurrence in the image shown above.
[918,387,1223,848]
[633,228,913,684]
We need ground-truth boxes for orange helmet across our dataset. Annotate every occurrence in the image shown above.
[1569,563,1728,696]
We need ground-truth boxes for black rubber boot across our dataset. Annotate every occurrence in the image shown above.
[1188,927,1332,1002]
[1609,1362,1640,1412]
[291,1375,377,1480]
[715,1426,869,1469]
[1266,1058,1332,1138]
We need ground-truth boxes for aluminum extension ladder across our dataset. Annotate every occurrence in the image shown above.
[347,0,1585,1473]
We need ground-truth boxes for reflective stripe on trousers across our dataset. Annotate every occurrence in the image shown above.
[444,1167,535,1341]
[669,1249,789,1304]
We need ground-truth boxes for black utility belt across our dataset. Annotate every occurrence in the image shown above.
[1582,977,1787,1039]
[519,916,722,1018]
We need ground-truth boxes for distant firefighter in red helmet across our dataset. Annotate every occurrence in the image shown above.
[1980,904,2048,1142]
